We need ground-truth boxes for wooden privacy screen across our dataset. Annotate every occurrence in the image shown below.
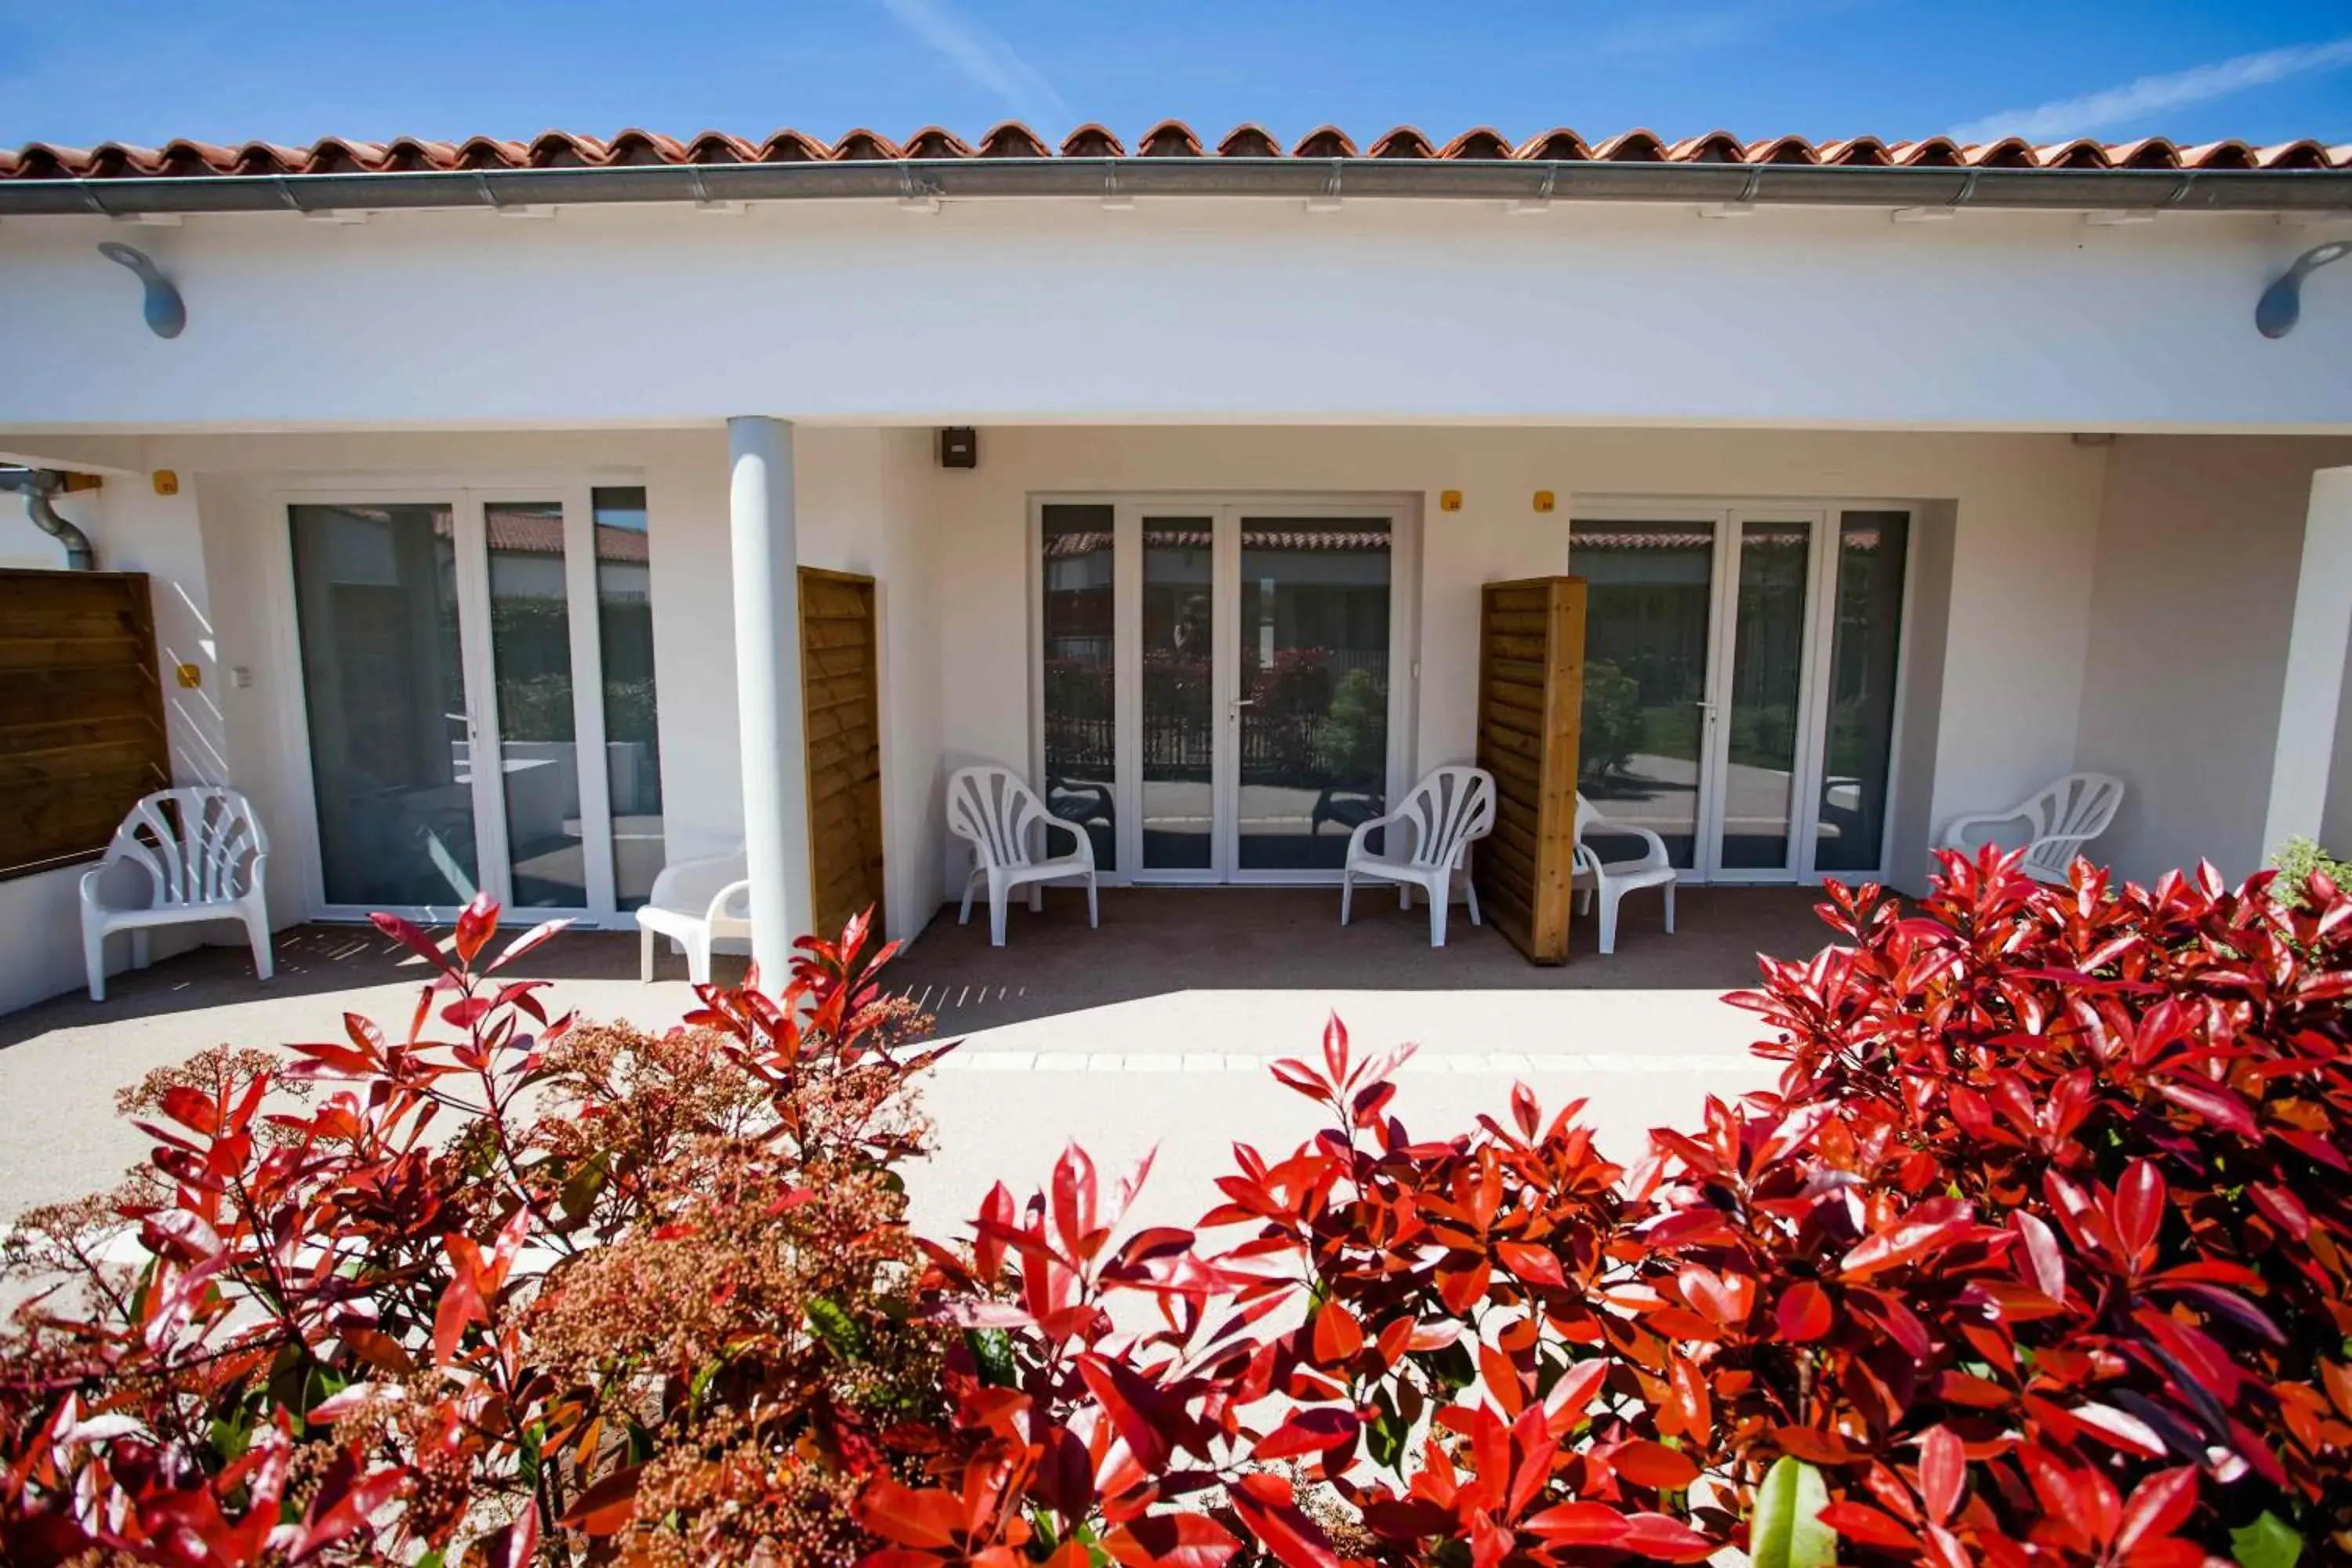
[1472,576,1587,964]
[799,568,886,941]
[0,568,170,879]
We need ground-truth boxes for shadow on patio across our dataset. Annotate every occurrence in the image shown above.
[881,884,1827,1034]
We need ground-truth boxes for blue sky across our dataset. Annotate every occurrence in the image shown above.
[2,2,2347,151]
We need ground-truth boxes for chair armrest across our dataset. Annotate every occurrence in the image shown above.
[1345,806,1407,862]
[1938,808,2027,849]
[1582,812,1671,870]
[650,849,747,911]
[80,855,153,913]
[1038,813,1097,869]
[703,878,753,927]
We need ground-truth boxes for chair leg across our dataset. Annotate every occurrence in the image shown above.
[1086,876,1099,930]
[1399,884,1410,910]
[1465,878,1482,927]
[1598,887,1621,956]
[1428,887,1448,949]
[640,925,655,983]
[959,869,977,926]
[84,921,107,1004]
[243,906,274,983]
[687,932,713,985]
[1340,870,1354,926]
[131,929,151,972]
[1662,883,1676,935]
[989,873,1009,948]
[1028,883,1043,913]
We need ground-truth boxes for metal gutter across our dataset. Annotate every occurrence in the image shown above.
[2,158,2349,217]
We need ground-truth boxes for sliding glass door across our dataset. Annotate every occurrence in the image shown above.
[1571,503,1909,882]
[1036,497,1409,885]
[285,488,659,925]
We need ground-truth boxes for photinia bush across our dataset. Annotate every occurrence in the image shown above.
[6,845,2350,1566]
[0,898,949,1566]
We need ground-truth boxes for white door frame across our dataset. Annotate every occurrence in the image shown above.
[1029,492,1421,887]
[1569,495,1916,885]
[266,481,634,928]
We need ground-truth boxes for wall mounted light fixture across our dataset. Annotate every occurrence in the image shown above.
[96,241,186,338]
[2256,241,2350,339]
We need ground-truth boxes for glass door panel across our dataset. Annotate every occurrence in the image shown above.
[1570,519,1716,869]
[1139,516,1216,872]
[1717,518,1813,872]
[1234,517,1392,872]
[484,500,587,908]
[1039,504,1120,867]
[592,486,664,908]
[1815,511,1908,873]
[288,503,483,911]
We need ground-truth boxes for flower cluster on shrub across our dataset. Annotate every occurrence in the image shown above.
[4,847,2349,1566]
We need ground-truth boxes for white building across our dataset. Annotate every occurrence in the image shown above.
[2,122,2350,1010]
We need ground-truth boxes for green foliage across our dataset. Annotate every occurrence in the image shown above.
[1312,667,1388,784]
[1577,658,1642,782]
[1748,1456,1835,1568]
[2273,835,2350,908]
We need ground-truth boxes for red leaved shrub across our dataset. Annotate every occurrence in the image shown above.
[7,848,2350,1567]
[0,899,949,1566]
[877,850,2352,1568]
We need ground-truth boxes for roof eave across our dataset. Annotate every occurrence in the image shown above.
[3,158,2349,217]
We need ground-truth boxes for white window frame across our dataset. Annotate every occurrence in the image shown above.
[1028,492,1422,887]
[1568,495,1918,885]
[264,474,644,928]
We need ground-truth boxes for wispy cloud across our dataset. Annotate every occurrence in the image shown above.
[876,0,1069,131]
[1951,35,2352,143]
[1593,0,1862,61]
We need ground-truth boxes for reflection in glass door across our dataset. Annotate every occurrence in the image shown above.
[1568,519,1717,869]
[1033,498,1408,886]
[1139,517,1215,872]
[1235,517,1392,873]
[289,503,482,909]
[1712,518,1814,874]
[288,489,657,925]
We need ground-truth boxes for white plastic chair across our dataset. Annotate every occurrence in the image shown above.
[81,787,273,1003]
[947,765,1098,947]
[636,847,751,983]
[1573,795,1678,956]
[1939,772,2125,885]
[1340,766,1497,949]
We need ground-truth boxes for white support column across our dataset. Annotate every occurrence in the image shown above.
[2262,466,2352,858]
[728,416,812,983]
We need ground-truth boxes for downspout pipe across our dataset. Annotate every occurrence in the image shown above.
[0,468,96,570]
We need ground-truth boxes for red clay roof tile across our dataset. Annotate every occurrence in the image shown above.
[5,121,2346,180]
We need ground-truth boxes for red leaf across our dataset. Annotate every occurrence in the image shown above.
[2115,1160,2165,1266]
[1618,1512,1716,1563]
[2013,1211,2067,1301]
[1523,1502,1629,1544]
[1775,1281,1833,1342]
[561,1464,644,1536]
[453,892,499,965]
[1610,1439,1699,1492]
[1105,1514,1240,1568]
[1496,1241,1566,1290]
[856,1476,964,1550]
[1918,1426,1964,1525]
[1227,1473,1341,1568]
[1311,1299,1365,1366]
[1254,1408,1359,1462]
[1817,1503,1921,1551]
[472,1510,539,1568]
[2114,1468,2198,1554]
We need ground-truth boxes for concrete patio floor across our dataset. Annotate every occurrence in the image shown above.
[0,886,1824,1240]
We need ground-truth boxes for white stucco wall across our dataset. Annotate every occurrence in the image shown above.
[930,425,2112,900]
[0,201,2347,434]
[2072,437,2352,882]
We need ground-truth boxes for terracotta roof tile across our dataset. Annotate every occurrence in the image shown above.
[5,120,2347,180]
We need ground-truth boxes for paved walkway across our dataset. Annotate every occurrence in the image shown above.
[0,888,1817,1240]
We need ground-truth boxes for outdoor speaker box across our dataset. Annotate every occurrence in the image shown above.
[938,427,978,469]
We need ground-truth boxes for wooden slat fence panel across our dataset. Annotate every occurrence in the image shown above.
[798,568,885,941]
[0,568,169,878]
[1472,576,1585,964]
